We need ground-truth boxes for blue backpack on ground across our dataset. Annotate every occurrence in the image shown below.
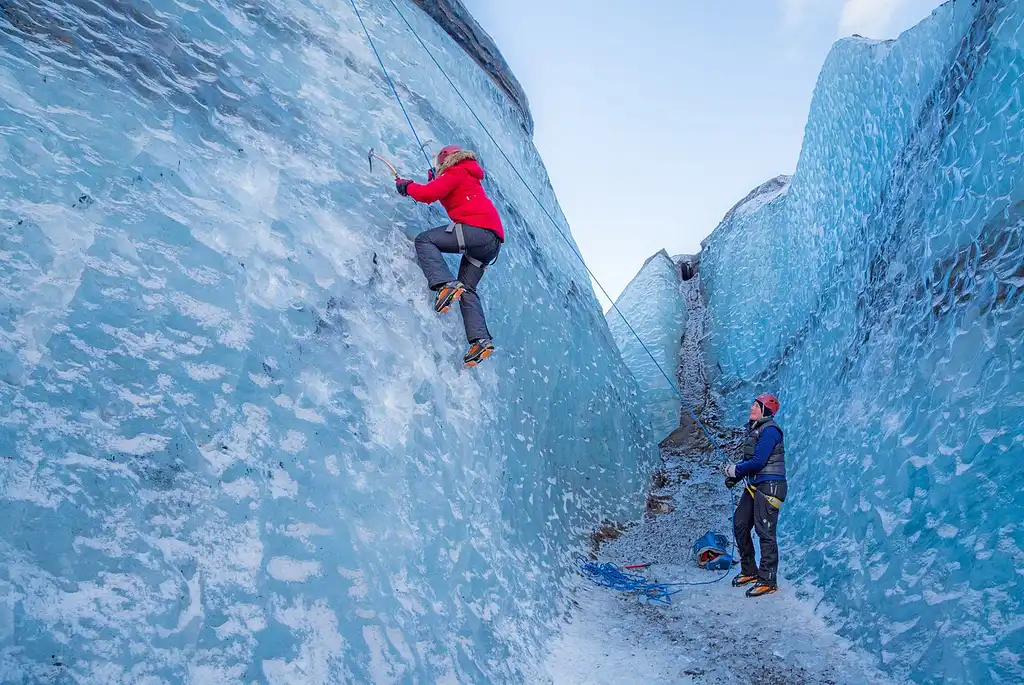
[694,531,733,570]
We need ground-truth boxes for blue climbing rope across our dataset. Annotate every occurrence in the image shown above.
[349,0,433,170]
[382,0,729,462]
[577,490,737,602]
[577,557,730,605]
[576,559,677,605]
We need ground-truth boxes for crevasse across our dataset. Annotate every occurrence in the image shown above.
[0,1,656,682]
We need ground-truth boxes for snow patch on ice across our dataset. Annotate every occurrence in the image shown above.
[184,362,227,381]
[267,557,322,582]
[109,433,170,455]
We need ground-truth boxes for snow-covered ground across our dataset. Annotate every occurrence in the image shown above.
[544,457,901,685]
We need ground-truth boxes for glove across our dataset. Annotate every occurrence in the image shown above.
[396,179,411,196]
[725,476,740,489]
[427,168,436,181]
[723,464,737,479]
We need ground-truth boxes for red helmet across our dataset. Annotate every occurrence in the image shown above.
[755,393,780,416]
[436,145,461,166]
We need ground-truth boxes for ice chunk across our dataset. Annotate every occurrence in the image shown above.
[607,250,686,441]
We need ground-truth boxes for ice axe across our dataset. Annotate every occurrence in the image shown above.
[418,138,436,163]
[367,148,400,179]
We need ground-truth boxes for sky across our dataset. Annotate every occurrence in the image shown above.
[459,0,947,304]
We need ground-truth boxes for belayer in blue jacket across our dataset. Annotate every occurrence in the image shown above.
[723,393,787,597]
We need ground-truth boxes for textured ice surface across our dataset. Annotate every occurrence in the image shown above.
[700,1,1024,682]
[607,250,685,442]
[408,0,533,135]
[713,174,791,227]
[0,1,656,682]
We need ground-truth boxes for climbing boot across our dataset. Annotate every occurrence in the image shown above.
[434,281,466,314]
[731,574,757,587]
[464,338,494,367]
[745,582,778,598]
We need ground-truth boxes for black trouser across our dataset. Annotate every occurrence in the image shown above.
[414,224,501,343]
[734,479,787,585]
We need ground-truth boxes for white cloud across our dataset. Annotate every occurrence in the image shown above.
[839,0,908,38]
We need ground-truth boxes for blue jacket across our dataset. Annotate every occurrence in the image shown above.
[735,426,785,483]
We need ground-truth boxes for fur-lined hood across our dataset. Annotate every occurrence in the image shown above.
[436,149,481,176]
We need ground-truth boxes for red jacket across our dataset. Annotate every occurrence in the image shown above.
[406,152,504,241]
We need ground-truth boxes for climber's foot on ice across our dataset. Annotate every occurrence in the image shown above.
[732,574,757,587]
[464,338,494,367]
[434,281,466,314]
[745,581,778,598]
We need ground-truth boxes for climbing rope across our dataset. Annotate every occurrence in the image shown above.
[348,0,433,170]
[576,559,677,605]
[348,0,738,591]
[576,556,729,605]
[575,490,738,602]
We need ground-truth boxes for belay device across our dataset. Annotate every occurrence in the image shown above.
[693,531,733,571]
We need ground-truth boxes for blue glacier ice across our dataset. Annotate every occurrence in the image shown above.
[697,1,1024,682]
[0,1,657,682]
[408,0,533,136]
[606,250,686,442]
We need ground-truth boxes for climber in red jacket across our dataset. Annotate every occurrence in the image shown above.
[396,145,504,367]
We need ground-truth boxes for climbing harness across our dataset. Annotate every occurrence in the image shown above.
[745,483,783,510]
[445,222,496,270]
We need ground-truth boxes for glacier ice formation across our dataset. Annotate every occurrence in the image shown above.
[0,1,656,682]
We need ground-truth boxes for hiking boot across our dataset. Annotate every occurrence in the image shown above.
[745,582,778,598]
[434,281,466,314]
[464,338,494,367]
[731,574,757,587]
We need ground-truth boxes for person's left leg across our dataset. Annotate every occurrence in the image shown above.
[747,480,787,597]
[455,226,500,365]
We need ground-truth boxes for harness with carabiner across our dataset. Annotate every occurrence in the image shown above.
[745,484,783,510]
[445,222,497,270]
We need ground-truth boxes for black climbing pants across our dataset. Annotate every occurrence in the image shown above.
[414,223,501,343]
[734,480,787,585]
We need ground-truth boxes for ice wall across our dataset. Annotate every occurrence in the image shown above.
[607,250,686,442]
[409,0,533,135]
[0,1,657,682]
[700,1,1024,682]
